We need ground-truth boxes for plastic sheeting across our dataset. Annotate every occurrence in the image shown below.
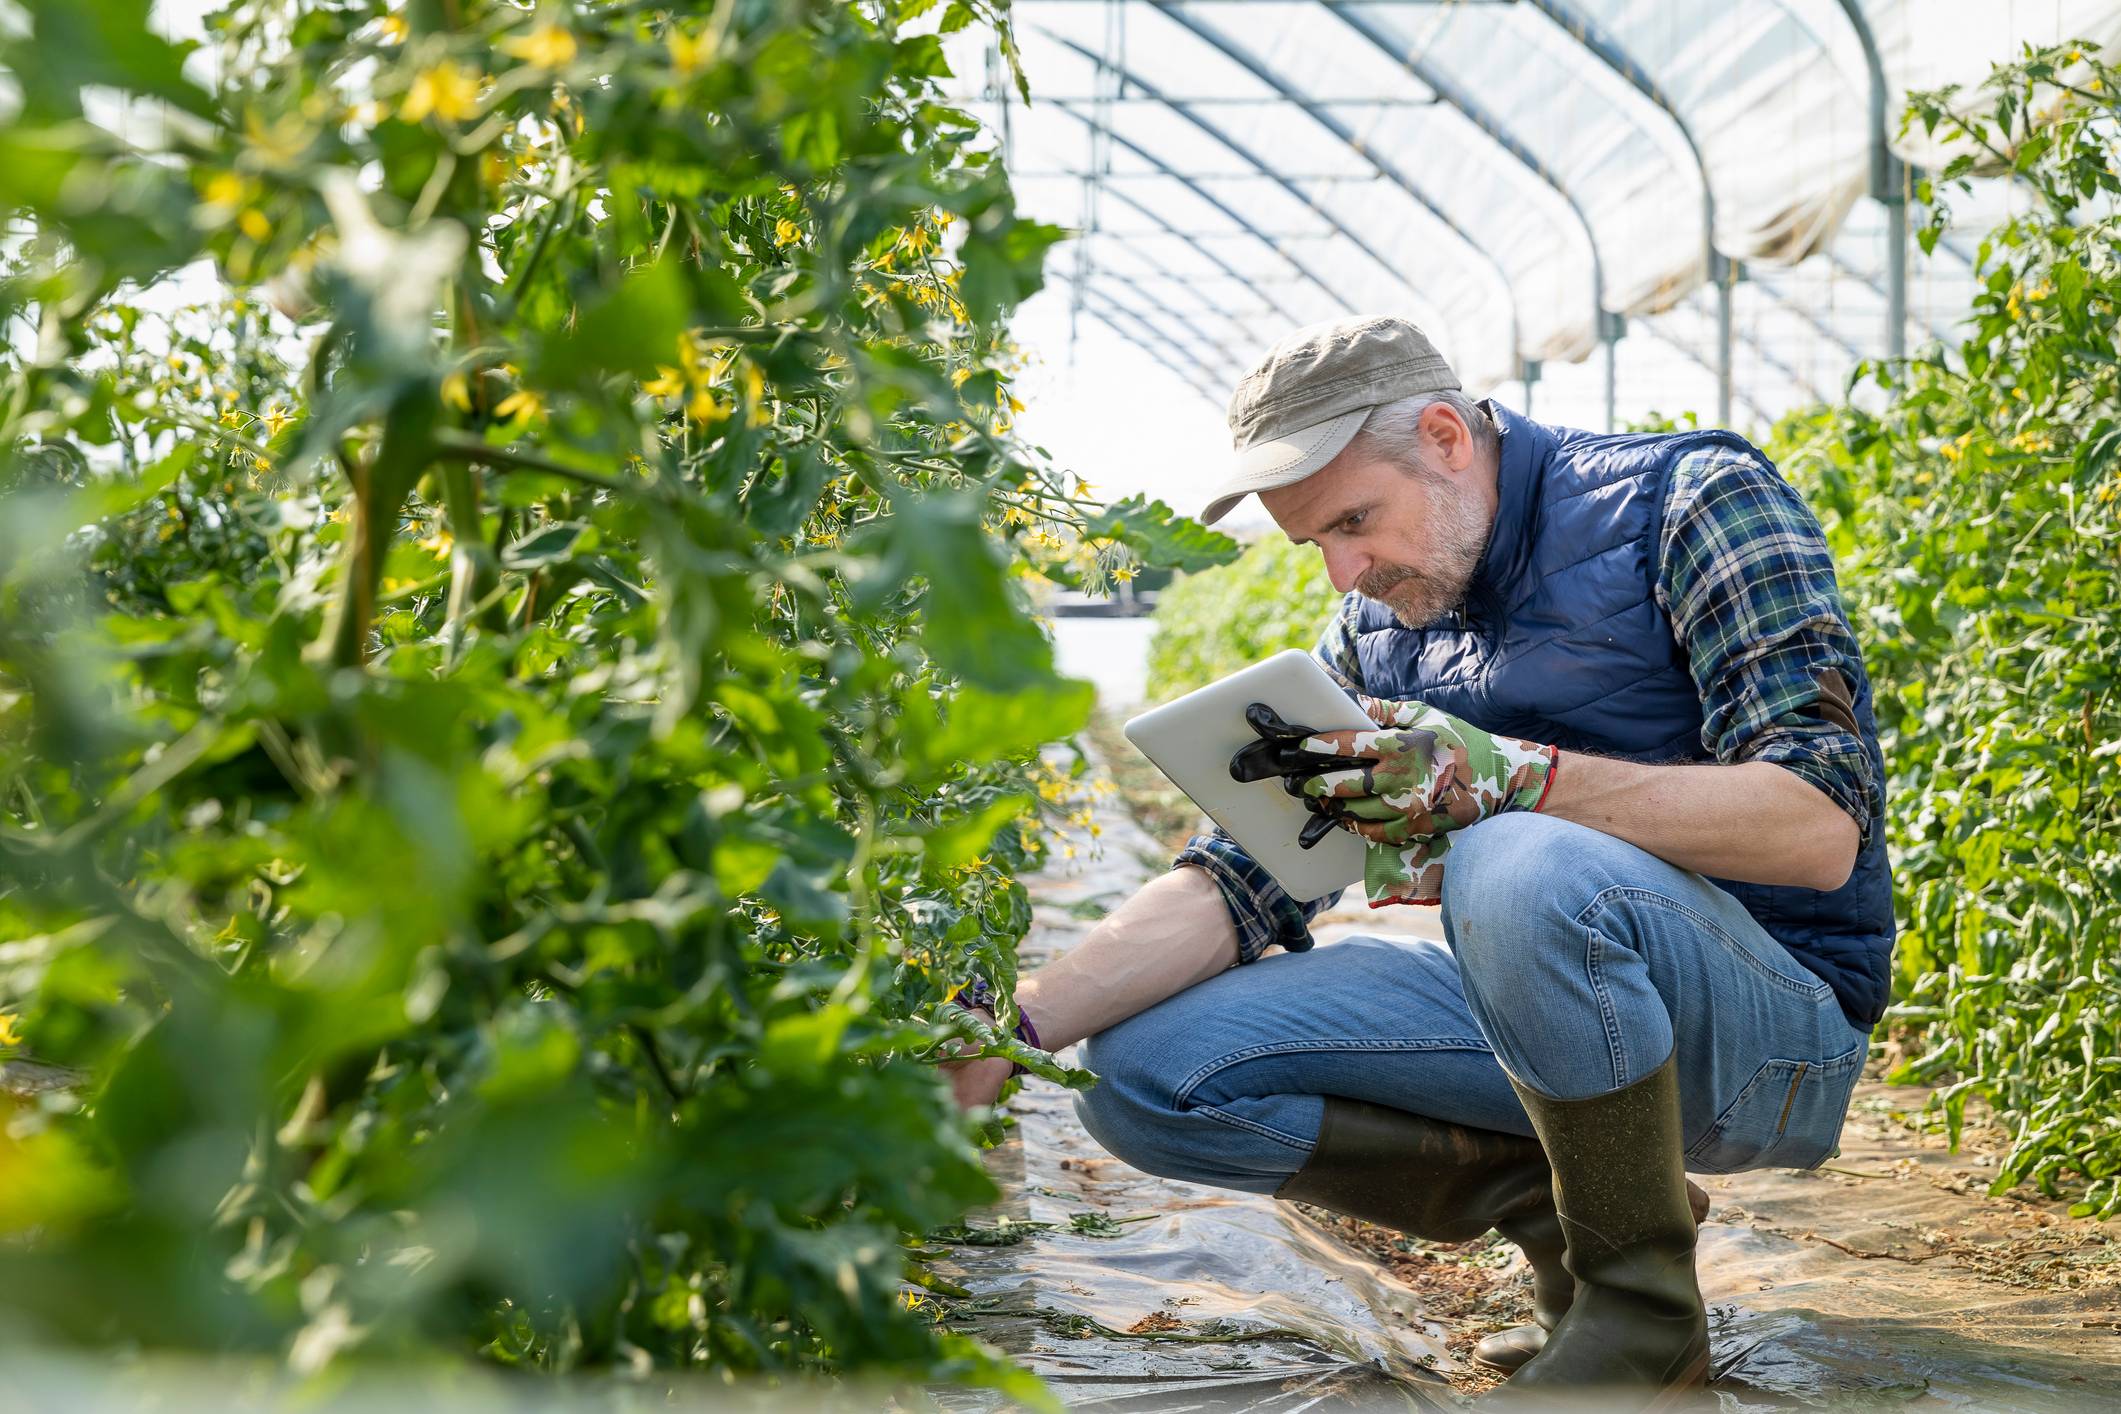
[942,0,2121,422]
[930,809,1460,1411]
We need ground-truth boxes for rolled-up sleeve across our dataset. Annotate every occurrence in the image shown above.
[1167,591,1361,962]
[1656,447,1880,846]
[1173,829,1340,964]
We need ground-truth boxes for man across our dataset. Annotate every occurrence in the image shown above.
[946,317,1893,1401]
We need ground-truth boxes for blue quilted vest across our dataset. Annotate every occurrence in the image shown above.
[1348,404,1896,1029]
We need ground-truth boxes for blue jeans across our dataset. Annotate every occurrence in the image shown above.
[1074,814,1871,1195]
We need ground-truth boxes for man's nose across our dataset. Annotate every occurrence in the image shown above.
[1321,541,1367,595]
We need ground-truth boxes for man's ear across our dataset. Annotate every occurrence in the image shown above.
[1421,402,1476,473]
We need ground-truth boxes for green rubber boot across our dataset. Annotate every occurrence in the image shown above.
[1495,1055,1711,1404]
[1272,1094,1708,1377]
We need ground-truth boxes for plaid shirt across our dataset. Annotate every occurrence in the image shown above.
[1173,444,1880,965]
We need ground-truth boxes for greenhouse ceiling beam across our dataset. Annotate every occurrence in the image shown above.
[1037,27,1495,379]
[1017,94,1446,108]
[1829,0,1908,361]
[1320,2,1618,422]
[1627,322,1778,428]
[1133,8,1525,377]
[1045,97,1360,326]
[1014,169,1421,186]
[1077,175,1306,328]
[1094,268,1256,378]
[1520,0,1734,424]
[1079,289,1229,404]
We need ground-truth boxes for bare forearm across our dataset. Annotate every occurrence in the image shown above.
[1542,752,1859,891]
[1014,864,1238,1050]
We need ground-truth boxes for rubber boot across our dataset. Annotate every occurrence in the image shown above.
[1495,1054,1710,1404]
[1273,1095,1709,1377]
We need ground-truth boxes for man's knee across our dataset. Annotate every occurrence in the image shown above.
[1443,814,1578,932]
[1071,1017,1194,1178]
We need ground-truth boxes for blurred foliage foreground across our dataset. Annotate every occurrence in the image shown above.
[0,0,1237,1393]
[1148,47,2121,1222]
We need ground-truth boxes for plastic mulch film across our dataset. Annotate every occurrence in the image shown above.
[928,806,1459,1412]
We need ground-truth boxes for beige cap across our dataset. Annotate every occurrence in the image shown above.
[1201,315,1460,525]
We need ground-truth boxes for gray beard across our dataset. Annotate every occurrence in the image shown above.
[1356,472,1490,628]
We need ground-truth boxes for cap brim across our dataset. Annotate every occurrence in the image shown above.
[1199,406,1369,526]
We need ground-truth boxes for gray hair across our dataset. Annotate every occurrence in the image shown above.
[1339,390,1497,475]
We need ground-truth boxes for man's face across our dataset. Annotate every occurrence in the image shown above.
[1260,404,1498,628]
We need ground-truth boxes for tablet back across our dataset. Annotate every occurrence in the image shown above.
[1122,650,1375,904]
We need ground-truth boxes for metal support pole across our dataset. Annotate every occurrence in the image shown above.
[1886,177,1908,360]
[1714,255,1735,428]
[1833,0,1908,360]
[1600,311,1625,432]
[1521,360,1542,420]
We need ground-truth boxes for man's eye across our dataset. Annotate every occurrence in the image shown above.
[1341,511,1367,531]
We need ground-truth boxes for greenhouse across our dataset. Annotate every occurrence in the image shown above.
[2,2,2119,1412]
[950,1,2112,434]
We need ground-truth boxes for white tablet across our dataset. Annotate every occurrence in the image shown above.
[1123,649,1375,903]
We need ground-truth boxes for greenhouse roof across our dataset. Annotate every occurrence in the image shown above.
[944,0,2121,432]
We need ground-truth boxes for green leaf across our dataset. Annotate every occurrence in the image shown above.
[1083,494,1243,573]
[922,794,1030,871]
[759,1004,854,1077]
[535,258,690,387]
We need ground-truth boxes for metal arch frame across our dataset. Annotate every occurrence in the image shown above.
[1046,156,1309,329]
[1078,287,1227,403]
[1321,3,1600,307]
[1626,321,1778,428]
[1091,267,1253,380]
[1319,3,1616,425]
[1034,24,1511,385]
[1519,0,1739,424]
[1342,0,1867,420]
[1132,6,1526,377]
[1685,285,1828,405]
[1526,0,1948,375]
[1043,97,1374,325]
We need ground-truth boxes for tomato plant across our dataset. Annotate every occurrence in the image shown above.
[0,0,1232,1388]
[1772,42,2121,1216]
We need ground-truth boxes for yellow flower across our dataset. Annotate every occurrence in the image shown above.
[419,528,455,557]
[686,390,731,424]
[502,23,578,70]
[440,371,472,411]
[238,209,271,242]
[203,171,251,209]
[260,404,295,437]
[774,217,803,247]
[0,1014,21,1047]
[494,388,546,421]
[1112,565,1136,583]
[643,365,686,398]
[741,363,771,428]
[403,61,482,123]
[950,366,973,388]
[668,25,716,76]
[378,15,408,45]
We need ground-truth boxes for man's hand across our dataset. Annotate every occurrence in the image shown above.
[938,1005,1015,1112]
[1231,696,1558,905]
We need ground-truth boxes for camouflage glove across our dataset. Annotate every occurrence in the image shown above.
[1229,698,1559,906]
